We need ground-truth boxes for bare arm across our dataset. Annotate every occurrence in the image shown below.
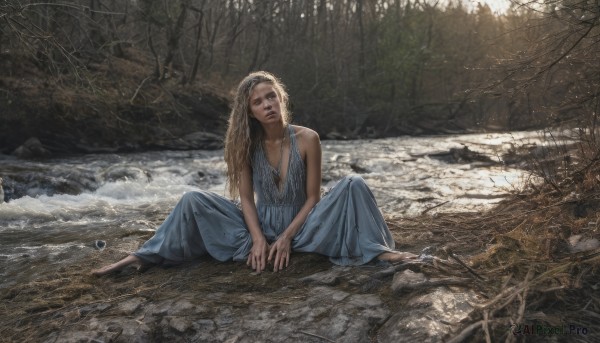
[239,164,269,273]
[269,128,322,271]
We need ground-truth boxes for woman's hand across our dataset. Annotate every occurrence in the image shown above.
[247,236,269,273]
[268,235,292,272]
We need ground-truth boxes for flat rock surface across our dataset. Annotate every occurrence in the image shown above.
[0,237,481,342]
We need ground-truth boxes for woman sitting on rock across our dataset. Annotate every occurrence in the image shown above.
[92,71,416,275]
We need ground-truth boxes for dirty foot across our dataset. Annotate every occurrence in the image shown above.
[91,254,142,276]
[377,251,418,263]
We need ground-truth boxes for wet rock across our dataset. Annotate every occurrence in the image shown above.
[116,297,145,315]
[427,146,497,165]
[214,306,235,327]
[223,335,240,343]
[12,137,52,158]
[355,274,385,292]
[58,317,152,343]
[48,329,122,343]
[112,318,153,341]
[1,166,99,201]
[150,299,174,316]
[350,160,370,173]
[236,286,389,343]
[189,320,218,342]
[79,303,111,316]
[300,267,349,285]
[377,287,479,342]
[391,270,427,292]
[168,298,195,315]
[569,235,600,253]
[101,166,152,183]
[59,285,391,343]
[169,316,192,333]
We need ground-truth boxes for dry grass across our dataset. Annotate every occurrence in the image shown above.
[0,49,230,153]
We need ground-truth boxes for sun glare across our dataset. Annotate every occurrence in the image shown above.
[470,0,512,14]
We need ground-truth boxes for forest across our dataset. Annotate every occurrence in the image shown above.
[1,0,598,152]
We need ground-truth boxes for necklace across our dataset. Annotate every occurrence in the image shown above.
[271,125,287,185]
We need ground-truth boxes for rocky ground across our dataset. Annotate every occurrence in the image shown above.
[0,215,487,343]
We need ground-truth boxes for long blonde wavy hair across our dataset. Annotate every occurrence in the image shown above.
[224,71,290,198]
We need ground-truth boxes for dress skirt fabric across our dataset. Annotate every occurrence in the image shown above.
[294,175,395,265]
[133,190,252,264]
[133,175,395,266]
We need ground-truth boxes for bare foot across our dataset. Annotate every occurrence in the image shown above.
[91,255,142,276]
[378,251,418,263]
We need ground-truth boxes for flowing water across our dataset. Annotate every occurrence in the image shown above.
[0,131,557,290]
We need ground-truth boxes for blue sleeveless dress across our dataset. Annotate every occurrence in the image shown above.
[133,126,395,266]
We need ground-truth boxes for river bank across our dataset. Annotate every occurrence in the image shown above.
[1,47,554,158]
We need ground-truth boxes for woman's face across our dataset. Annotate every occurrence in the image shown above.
[248,82,283,125]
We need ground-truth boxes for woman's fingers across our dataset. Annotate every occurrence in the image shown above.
[273,247,289,272]
[276,254,282,272]
[259,251,266,272]
[274,250,281,272]
[270,245,279,271]
[248,241,270,273]
[279,251,287,271]
[254,251,263,272]
[264,241,291,272]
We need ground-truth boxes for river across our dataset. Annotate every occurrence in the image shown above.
[0,131,554,290]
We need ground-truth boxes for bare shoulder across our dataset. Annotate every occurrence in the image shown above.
[291,125,320,159]
[292,125,320,145]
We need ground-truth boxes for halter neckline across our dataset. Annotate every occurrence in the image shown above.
[253,125,306,206]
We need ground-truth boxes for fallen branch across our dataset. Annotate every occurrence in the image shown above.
[483,310,491,343]
[446,318,510,343]
[421,201,449,215]
[444,248,486,281]
[130,76,152,104]
[393,277,472,293]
